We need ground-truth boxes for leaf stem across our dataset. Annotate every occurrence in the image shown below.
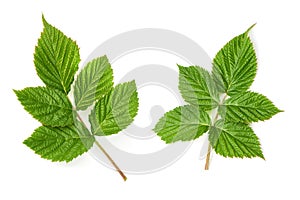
[204,143,212,170]
[75,110,127,181]
[94,140,127,181]
[204,94,227,170]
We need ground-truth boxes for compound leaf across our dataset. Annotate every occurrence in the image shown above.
[212,25,257,95]
[208,120,264,158]
[23,123,95,162]
[74,55,113,110]
[14,86,73,126]
[34,16,80,94]
[89,81,139,136]
[153,105,210,143]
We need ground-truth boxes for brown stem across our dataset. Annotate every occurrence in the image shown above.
[94,140,127,181]
[204,111,218,170]
[204,143,212,170]
[204,94,228,170]
[75,111,127,181]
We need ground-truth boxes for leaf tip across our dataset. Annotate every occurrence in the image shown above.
[23,138,28,145]
[23,137,32,149]
[177,64,184,70]
[102,54,108,60]
[12,89,18,94]
[278,109,284,113]
[41,14,48,26]
[245,23,256,35]
[152,127,159,134]
[259,153,265,160]
[128,79,137,88]
[274,106,284,116]
[13,89,22,98]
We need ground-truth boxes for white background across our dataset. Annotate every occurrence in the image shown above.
[0,0,299,199]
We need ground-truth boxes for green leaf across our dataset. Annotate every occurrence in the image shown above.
[178,65,219,110]
[153,105,210,143]
[34,16,80,94]
[208,120,264,158]
[74,55,114,110]
[220,91,282,123]
[14,86,73,126]
[89,81,139,136]
[23,123,95,162]
[212,25,257,95]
